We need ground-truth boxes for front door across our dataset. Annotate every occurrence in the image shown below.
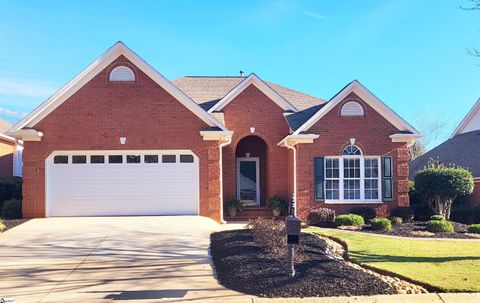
[236,157,260,206]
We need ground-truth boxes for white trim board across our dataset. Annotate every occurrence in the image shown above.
[8,41,227,136]
[292,80,420,136]
[208,73,298,113]
[450,97,480,138]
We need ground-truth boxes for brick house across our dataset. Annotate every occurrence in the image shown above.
[0,118,22,178]
[8,42,420,222]
[410,98,480,209]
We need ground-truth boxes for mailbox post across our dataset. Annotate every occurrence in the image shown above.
[286,215,301,277]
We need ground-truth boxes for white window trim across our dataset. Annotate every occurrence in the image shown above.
[324,155,382,203]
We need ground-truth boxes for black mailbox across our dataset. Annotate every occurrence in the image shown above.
[286,215,301,245]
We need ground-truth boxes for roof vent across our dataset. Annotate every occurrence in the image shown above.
[239,70,245,77]
[109,66,135,82]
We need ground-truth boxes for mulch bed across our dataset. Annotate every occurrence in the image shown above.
[1,218,29,232]
[210,229,396,297]
[361,221,474,239]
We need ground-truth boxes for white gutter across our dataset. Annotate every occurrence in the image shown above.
[219,136,233,223]
[284,140,297,217]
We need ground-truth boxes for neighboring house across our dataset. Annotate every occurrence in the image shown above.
[7,42,420,222]
[0,118,22,177]
[410,98,480,208]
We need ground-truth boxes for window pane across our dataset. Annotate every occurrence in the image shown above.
[90,155,105,164]
[326,180,339,199]
[144,155,158,163]
[54,155,68,164]
[365,179,379,199]
[180,155,194,163]
[344,180,360,199]
[126,155,140,163]
[72,155,86,164]
[109,155,123,164]
[162,155,176,163]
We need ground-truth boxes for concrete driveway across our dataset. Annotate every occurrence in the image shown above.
[0,216,250,303]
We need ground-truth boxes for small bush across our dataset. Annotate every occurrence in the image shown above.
[474,206,480,224]
[0,219,5,232]
[390,207,414,222]
[247,218,286,256]
[266,196,287,212]
[467,224,480,234]
[334,214,364,227]
[451,206,473,224]
[426,220,454,233]
[430,215,445,221]
[350,207,377,222]
[0,177,22,210]
[307,208,335,225]
[1,199,22,219]
[370,218,392,232]
[389,216,403,225]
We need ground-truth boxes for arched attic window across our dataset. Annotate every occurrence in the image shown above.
[109,66,135,81]
[342,145,362,156]
[341,101,364,116]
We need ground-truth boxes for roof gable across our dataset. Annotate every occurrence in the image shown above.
[292,80,420,136]
[8,42,227,135]
[450,97,480,138]
[207,74,298,113]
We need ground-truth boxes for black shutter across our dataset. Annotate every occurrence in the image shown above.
[382,156,393,201]
[314,157,325,201]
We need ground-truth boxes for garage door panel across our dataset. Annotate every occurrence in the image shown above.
[47,151,199,216]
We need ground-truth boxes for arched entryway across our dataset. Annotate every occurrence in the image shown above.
[235,136,268,206]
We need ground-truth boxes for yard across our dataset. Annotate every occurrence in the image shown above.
[306,227,480,292]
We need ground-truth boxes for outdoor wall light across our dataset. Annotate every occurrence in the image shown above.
[350,138,356,145]
[250,127,255,134]
[120,137,126,144]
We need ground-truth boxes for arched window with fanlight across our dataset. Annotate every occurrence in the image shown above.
[314,144,389,203]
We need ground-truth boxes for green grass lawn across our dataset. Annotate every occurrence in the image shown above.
[305,227,480,292]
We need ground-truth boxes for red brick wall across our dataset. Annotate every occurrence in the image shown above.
[22,55,223,221]
[221,84,292,210]
[468,181,480,208]
[296,92,410,220]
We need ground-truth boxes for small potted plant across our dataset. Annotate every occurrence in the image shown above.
[227,198,245,218]
[266,196,287,217]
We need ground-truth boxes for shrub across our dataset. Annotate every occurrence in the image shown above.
[307,208,335,225]
[0,219,5,232]
[389,216,403,225]
[0,177,22,209]
[1,199,22,219]
[451,206,473,224]
[350,207,377,222]
[227,198,245,212]
[414,161,474,219]
[467,224,480,234]
[474,206,480,224]
[430,215,445,221]
[409,181,434,220]
[334,214,364,227]
[370,218,392,232]
[247,218,286,256]
[390,207,414,222]
[426,220,454,233]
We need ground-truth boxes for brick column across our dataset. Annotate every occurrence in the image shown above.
[206,145,222,222]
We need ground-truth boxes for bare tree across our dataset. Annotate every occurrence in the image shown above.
[409,112,450,160]
[460,1,480,57]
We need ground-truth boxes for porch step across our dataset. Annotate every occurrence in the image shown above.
[226,207,285,222]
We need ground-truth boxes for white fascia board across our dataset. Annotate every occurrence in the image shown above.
[450,97,480,139]
[200,130,234,141]
[9,41,227,134]
[207,73,298,113]
[389,133,422,142]
[0,133,15,143]
[278,133,319,146]
[7,129,43,141]
[292,80,420,136]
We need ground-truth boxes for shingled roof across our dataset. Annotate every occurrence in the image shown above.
[172,76,326,111]
[409,130,480,179]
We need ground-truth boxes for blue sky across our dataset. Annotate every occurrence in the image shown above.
[0,0,479,147]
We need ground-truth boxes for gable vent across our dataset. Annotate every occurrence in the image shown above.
[341,101,364,117]
[109,66,135,81]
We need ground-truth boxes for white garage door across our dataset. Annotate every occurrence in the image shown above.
[46,150,199,217]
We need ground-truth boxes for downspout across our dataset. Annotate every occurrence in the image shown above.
[219,136,232,223]
[284,140,297,217]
